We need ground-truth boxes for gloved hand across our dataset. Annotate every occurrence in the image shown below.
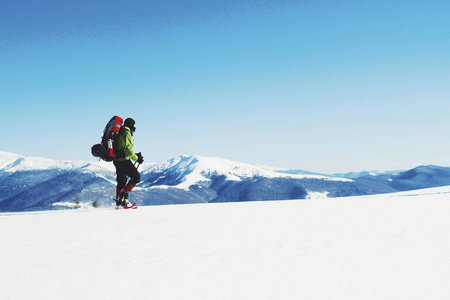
[136,152,144,164]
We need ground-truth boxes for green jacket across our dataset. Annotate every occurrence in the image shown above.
[114,126,138,162]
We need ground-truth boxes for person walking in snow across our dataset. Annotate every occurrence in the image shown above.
[113,118,144,207]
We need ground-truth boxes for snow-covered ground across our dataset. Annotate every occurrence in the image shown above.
[2,186,450,299]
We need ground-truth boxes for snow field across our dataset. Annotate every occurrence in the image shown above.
[2,187,450,299]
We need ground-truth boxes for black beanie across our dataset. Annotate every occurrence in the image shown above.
[124,118,136,131]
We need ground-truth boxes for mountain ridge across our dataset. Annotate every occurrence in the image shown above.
[1,151,450,212]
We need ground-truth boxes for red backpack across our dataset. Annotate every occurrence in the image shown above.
[91,116,123,161]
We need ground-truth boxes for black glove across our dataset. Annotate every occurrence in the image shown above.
[136,152,144,164]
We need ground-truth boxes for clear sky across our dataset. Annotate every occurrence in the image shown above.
[1,0,450,173]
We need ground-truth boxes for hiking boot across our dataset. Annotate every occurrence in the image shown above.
[115,191,126,206]
[122,199,132,208]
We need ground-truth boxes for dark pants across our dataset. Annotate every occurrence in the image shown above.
[113,160,140,197]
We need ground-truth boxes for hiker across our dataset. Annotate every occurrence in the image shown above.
[113,118,144,207]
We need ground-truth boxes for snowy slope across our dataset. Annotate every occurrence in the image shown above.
[2,186,450,299]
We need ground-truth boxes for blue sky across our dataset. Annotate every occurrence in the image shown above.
[1,0,450,173]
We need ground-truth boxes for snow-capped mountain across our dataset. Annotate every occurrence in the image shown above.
[139,155,352,205]
[0,152,116,212]
[142,155,348,189]
[2,151,450,212]
[329,170,402,179]
[261,164,402,179]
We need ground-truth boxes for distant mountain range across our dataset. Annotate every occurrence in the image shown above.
[255,164,402,179]
[1,151,450,212]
